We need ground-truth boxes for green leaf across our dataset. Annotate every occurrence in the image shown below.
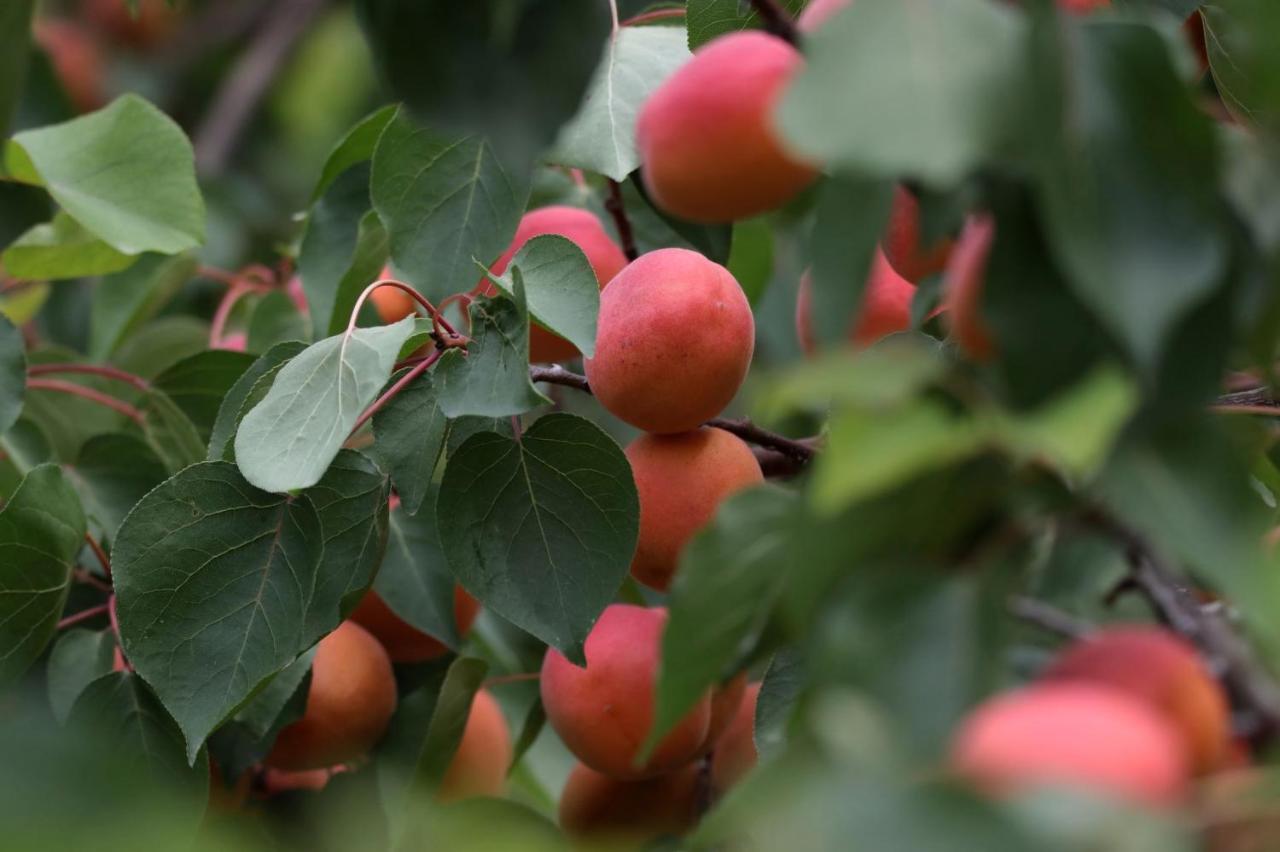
[509,698,546,773]
[0,418,53,499]
[754,648,805,759]
[807,176,895,347]
[207,650,316,780]
[69,433,168,536]
[686,0,807,50]
[0,181,51,252]
[728,217,775,306]
[247,290,309,354]
[1204,0,1280,135]
[376,495,460,649]
[233,317,415,493]
[650,487,795,751]
[47,628,116,724]
[777,0,1026,184]
[109,315,209,380]
[0,312,25,437]
[0,464,88,687]
[152,349,257,442]
[137,388,206,474]
[207,341,307,462]
[370,369,449,516]
[481,234,600,357]
[2,213,136,280]
[436,289,550,419]
[88,253,197,360]
[437,413,638,661]
[0,0,35,138]
[552,25,691,181]
[7,95,204,254]
[113,461,325,761]
[312,104,397,202]
[370,109,526,303]
[626,173,732,264]
[0,281,49,326]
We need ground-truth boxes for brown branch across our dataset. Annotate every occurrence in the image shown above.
[605,180,639,262]
[1008,595,1092,640]
[747,0,801,47]
[1216,387,1278,409]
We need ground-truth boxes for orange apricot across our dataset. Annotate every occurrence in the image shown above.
[265,621,398,771]
[710,682,760,795]
[703,673,748,752]
[438,688,512,802]
[559,761,701,843]
[942,213,996,361]
[795,250,917,355]
[370,277,418,324]
[950,684,1189,806]
[636,32,817,223]
[351,586,480,664]
[584,248,754,434]
[33,20,105,114]
[625,428,762,591]
[1040,626,1230,774]
[541,605,712,780]
[883,186,954,283]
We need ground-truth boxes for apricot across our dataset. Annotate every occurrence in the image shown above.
[797,0,851,31]
[33,20,105,114]
[260,767,335,796]
[438,688,512,802]
[370,276,418,324]
[950,684,1189,806]
[884,187,954,283]
[943,213,996,361]
[585,248,754,434]
[1040,626,1230,774]
[265,621,397,771]
[710,682,760,795]
[703,673,748,751]
[82,0,177,50]
[795,249,916,355]
[479,206,628,363]
[351,586,480,664]
[625,429,762,591]
[541,605,712,779]
[559,761,701,843]
[636,32,817,223]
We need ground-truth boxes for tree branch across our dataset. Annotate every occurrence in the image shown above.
[1008,595,1092,640]
[605,179,639,262]
[748,0,801,47]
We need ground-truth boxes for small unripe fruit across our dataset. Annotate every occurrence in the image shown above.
[950,684,1189,806]
[351,586,480,664]
[266,621,398,771]
[559,761,700,843]
[625,428,762,591]
[1040,627,1230,774]
[585,249,754,434]
[637,32,816,223]
[795,250,916,355]
[480,206,629,363]
[439,689,512,802]
[710,682,760,795]
[541,605,712,779]
[943,214,996,361]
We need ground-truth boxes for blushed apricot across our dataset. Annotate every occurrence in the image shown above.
[1040,626,1230,774]
[636,32,816,223]
[351,586,480,664]
[265,621,397,771]
[625,429,762,591]
[559,761,701,843]
[710,682,760,795]
[950,684,1189,806]
[585,249,754,434]
[541,605,712,779]
[370,278,418,324]
[795,250,917,355]
[438,688,512,802]
[703,673,748,752]
[884,187,954,283]
[943,214,996,361]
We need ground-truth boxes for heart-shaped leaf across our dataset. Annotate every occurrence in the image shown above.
[376,493,459,649]
[481,235,600,357]
[207,341,307,462]
[436,287,549,419]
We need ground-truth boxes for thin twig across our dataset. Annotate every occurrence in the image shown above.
[348,349,445,438]
[108,595,130,671]
[26,379,146,426]
[28,363,150,393]
[1216,387,1279,409]
[84,533,112,580]
[605,180,639,262]
[747,0,801,47]
[621,8,687,27]
[56,602,111,631]
[1008,595,1092,640]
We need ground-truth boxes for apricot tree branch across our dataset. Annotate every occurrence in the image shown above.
[1008,595,1091,641]
[605,179,639,262]
[747,0,801,47]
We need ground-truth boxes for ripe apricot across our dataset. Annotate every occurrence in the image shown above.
[884,187,954,283]
[797,0,851,31]
[370,278,418,324]
[636,32,816,223]
[703,673,748,752]
[585,248,754,434]
[541,605,712,779]
[710,682,760,795]
[33,20,105,114]
[351,586,480,664]
[479,206,628,363]
[950,684,1189,806]
[943,214,996,361]
[625,428,762,591]
[795,250,916,355]
[1040,627,1230,774]
[559,761,701,842]
[265,621,398,771]
[438,688,512,802]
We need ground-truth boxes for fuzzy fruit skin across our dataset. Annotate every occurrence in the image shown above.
[703,673,749,752]
[1040,627,1230,774]
[710,682,760,794]
[636,32,816,223]
[585,249,754,434]
[625,429,762,591]
[950,684,1189,806]
[884,187,954,283]
[943,214,996,361]
[34,20,105,114]
[479,206,629,363]
[438,688,513,802]
[541,605,712,779]
[559,761,701,842]
[371,282,417,324]
[797,0,852,31]
[266,622,398,771]
[795,250,916,355]
[351,586,480,664]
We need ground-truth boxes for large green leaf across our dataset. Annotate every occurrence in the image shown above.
[481,235,600,357]
[88,253,197,360]
[376,495,460,649]
[207,341,307,461]
[234,317,415,493]
[370,369,449,516]
[312,104,397,203]
[435,288,550,419]
[370,109,526,303]
[686,0,807,49]
[6,95,204,255]
[2,212,136,280]
[437,413,638,661]
[137,388,207,475]
[69,433,168,537]
[152,349,257,442]
[47,627,115,724]
[0,464,88,686]
[552,25,691,181]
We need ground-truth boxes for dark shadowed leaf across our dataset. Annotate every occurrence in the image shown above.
[807,176,894,347]
[47,627,115,724]
[207,341,307,461]
[247,290,309,354]
[88,253,197,360]
[312,104,397,203]
[370,369,449,516]
[686,0,806,49]
[375,494,459,648]
[137,388,206,475]
[0,312,25,437]
[152,349,257,442]
[755,648,805,759]
[69,433,168,536]
[436,287,549,419]
[0,0,34,138]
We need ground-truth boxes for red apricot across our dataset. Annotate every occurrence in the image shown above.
[636,32,816,223]
[265,621,398,771]
[559,761,701,843]
[950,684,1189,806]
[710,682,760,795]
[703,673,748,752]
[625,428,762,591]
[438,688,512,802]
[797,0,852,31]
[351,586,480,664]
[541,605,712,779]
[585,248,754,434]
[943,213,996,361]
[883,187,954,283]
[1040,627,1230,774]
[795,250,916,355]
[479,206,629,363]
[33,20,105,114]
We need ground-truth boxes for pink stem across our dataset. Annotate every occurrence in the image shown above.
[26,379,146,426]
[347,279,461,340]
[347,349,444,438]
[28,363,150,393]
[209,280,257,347]
[84,532,112,579]
[56,602,110,631]
[108,595,131,671]
[621,8,686,26]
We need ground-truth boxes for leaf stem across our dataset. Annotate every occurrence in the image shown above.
[605,180,639,262]
[347,279,464,345]
[348,348,445,438]
[84,532,112,580]
[621,8,687,27]
[26,379,146,426]
[747,0,801,47]
[28,363,151,392]
[56,602,111,631]
[108,595,130,671]
[1007,595,1091,640]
